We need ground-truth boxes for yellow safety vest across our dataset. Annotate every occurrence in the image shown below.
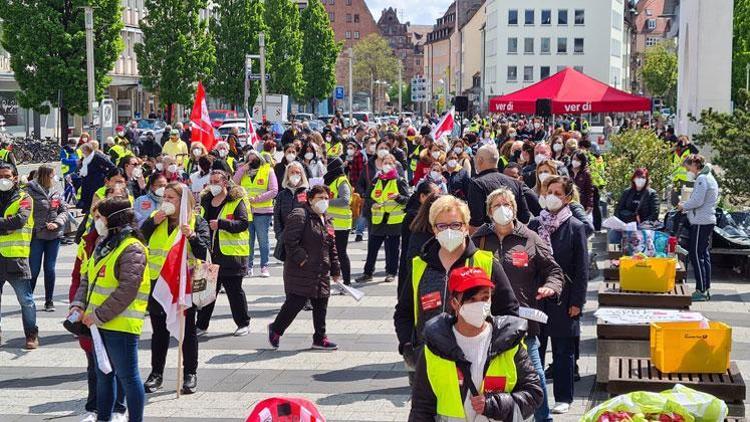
[85,236,150,335]
[61,149,73,175]
[328,175,352,230]
[0,149,10,162]
[326,142,343,158]
[586,151,606,188]
[240,164,274,211]
[370,178,405,226]
[260,151,275,166]
[424,344,520,420]
[672,149,691,182]
[0,193,34,258]
[109,144,133,166]
[226,156,236,172]
[146,213,197,280]
[201,197,250,256]
[94,186,135,204]
[410,146,422,171]
[411,250,493,323]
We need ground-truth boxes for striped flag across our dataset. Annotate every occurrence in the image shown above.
[190,81,217,151]
[430,107,456,141]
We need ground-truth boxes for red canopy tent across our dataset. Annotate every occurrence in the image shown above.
[488,67,651,115]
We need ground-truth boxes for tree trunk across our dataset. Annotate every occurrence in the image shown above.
[165,103,173,124]
[60,106,69,145]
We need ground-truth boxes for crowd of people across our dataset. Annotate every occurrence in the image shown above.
[0,110,719,422]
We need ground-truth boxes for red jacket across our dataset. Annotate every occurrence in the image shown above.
[69,229,99,352]
[412,161,430,186]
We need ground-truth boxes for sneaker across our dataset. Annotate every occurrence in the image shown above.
[196,328,207,337]
[354,234,363,242]
[384,274,396,283]
[544,364,553,379]
[247,268,254,277]
[44,301,55,312]
[312,337,338,351]
[111,412,128,422]
[80,412,98,422]
[234,325,250,337]
[181,373,197,395]
[691,290,709,302]
[551,402,570,414]
[303,299,313,311]
[25,333,39,350]
[260,266,270,278]
[354,274,373,283]
[143,373,163,393]
[267,324,280,349]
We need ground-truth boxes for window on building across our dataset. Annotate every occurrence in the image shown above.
[329,12,335,21]
[574,38,584,54]
[354,14,359,22]
[612,10,623,30]
[540,66,551,79]
[646,8,653,16]
[508,9,518,25]
[525,9,534,25]
[558,9,568,25]
[346,0,351,4]
[541,37,551,54]
[611,38,621,57]
[524,66,533,82]
[541,9,551,25]
[646,37,659,47]
[557,37,567,53]
[507,37,518,54]
[524,37,534,54]
[574,66,584,73]
[354,31,360,39]
[507,66,518,81]
[346,13,352,22]
[329,0,334,4]
[416,59,421,66]
[647,19,656,30]
[574,9,585,25]
[345,31,351,39]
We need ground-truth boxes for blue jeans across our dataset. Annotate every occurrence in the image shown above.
[0,277,37,336]
[249,213,271,269]
[689,223,714,292]
[526,336,552,421]
[355,216,366,236]
[95,329,145,422]
[607,229,622,246]
[85,350,126,414]
[30,237,61,303]
[539,335,575,404]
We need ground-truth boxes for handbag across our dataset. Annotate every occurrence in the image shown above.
[273,230,286,261]
[191,243,219,310]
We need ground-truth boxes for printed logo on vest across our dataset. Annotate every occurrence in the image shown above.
[511,251,529,268]
[297,192,307,203]
[483,375,507,392]
[98,266,106,278]
[226,214,234,220]
[257,179,265,185]
[420,291,442,311]
[374,189,382,197]
[19,198,31,209]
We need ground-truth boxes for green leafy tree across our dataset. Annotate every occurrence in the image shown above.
[604,129,675,204]
[207,0,266,109]
[263,0,304,98]
[691,101,750,203]
[0,0,123,141]
[299,0,340,105]
[639,41,678,108]
[732,0,750,103]
[135,0,215,123]
[388,82,412,109]
[352,34,399,92]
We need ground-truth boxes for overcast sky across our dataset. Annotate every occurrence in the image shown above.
[365,0,452,25]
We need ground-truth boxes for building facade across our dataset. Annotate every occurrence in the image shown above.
[483,0,627,101]
[629,0,674,95]
[460,4,485,114]
[376,8,424,83]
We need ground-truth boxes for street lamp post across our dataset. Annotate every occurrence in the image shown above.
[398,61,402,116]
[259,31,267,121]
[348,47,353,124]
[83,6,96,129]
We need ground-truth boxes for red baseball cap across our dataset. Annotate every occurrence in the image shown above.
[448,267,493,293]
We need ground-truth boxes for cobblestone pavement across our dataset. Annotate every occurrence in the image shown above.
[1,232,748,421]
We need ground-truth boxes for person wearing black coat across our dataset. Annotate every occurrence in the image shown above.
[140,183,211,394]
[397,181,441,296]
[408,270,542,421]
[77,145,116,212]
[443,151,471,200]
[140,132,162,159]
[195,173,251,336]
[609,167,661,245]
[528,176,589,415]
[273,161,309,238]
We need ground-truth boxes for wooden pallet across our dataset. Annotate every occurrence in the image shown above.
[608,357,747,403]
[603,260,687,281]
[598,281,692,309]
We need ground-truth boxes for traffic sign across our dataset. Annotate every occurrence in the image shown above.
[335,86,345,100]
[248,74,270,81]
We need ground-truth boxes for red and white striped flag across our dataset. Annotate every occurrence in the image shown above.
[190,81,217,151]
[152,184,192,339]
[430,107,456,140]
[245,109,261,148]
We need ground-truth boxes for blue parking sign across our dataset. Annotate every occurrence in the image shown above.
[335,86,345,100]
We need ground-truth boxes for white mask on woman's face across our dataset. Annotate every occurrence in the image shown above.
[553,143,563,153]
[132,167,143,179]
[313,199,329,214]
[571,160,581,169]
[382,164,394,174]
[218,149,228,158]
[289,174,302,186]
[95,218,108,237]
[430,170,442,180]
[155,162,164,172]
[545,194,564,212]
[431,151,441,160]
[377,149,389,159]
[0,178,13,192]
[304,152,314,160]
[634,177,647,189]
[208,184,223,196]
[447,159,458,169]
[453,146,463,154]
[435,228,464,252]
[154,186,165,197]
[367,144,376,154]
[167,164,178,174]
[538,172,551,184]
[160,201,176,216]
[193,148,202,157]
[492,205,514,226]
[535,154,548,165]
[459,301,491,328]
[285,153,296,163]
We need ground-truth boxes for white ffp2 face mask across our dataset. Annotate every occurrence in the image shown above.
[492,205,514,226]
[435,228,464,252]
[208,184,223,196]
[95,219,108,237]
[313,199,329,214]
[459,301,491,328]
[634,177,647,189]
[289,175,302,186]
[545,194,564,212]
[160,201,176,216]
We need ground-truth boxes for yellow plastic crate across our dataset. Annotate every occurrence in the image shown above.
[619,256,677,293]
[650,321,732,374]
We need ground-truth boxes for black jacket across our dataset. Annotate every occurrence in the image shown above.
[444,168,471,200]
[528,213,589,337]
[78,152,116,211]
[273,186,308,238]
[409,314,543,421]
[393,237,519,352]
[615,187,660,224]
[467,169,537,226]
[199,185,250,276]
[398,199,421,295]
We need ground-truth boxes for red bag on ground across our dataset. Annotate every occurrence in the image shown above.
[246,397,325,422]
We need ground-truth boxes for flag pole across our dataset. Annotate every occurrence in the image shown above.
[176,305,185,399]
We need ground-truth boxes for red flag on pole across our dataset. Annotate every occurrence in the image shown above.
[245,109,261,149]
[190,81,217,151]
[430,107,455,140]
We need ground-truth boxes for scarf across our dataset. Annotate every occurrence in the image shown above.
[79,152,95,177]
[537,205,573,248]
[378,168,398,181]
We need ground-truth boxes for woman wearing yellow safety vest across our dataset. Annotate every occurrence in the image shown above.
[140,182,210,395]
[69,197,150,422]
[356,152,409,284]
[394,195,519,385]
[408,267,543,421]
[196,170,252,336]
[324,158,353,285]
